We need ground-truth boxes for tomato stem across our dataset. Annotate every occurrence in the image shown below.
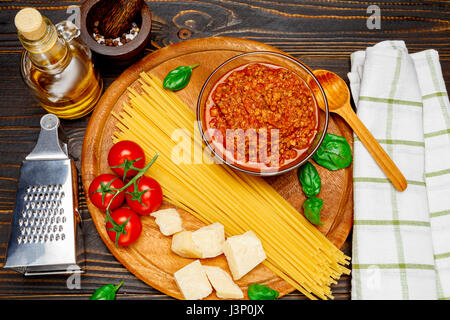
[90,177,120,206]
[104,153,159,244]
[110,157,144,181]
[126,179,153,207]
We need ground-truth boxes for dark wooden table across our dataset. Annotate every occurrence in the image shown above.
[0,0,448,300]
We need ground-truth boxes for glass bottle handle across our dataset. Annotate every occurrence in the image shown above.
[55,20,92,59]
[55,20,80,43]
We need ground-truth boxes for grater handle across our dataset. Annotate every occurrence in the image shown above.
[26,114,68,161]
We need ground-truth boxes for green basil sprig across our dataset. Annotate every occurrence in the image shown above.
[298,162,321,197]
[302,197,323,226]
[312,133,352,171]
[90,281,123,300]
[163,64,199,91]
[298,162,323,225]
[248,284,279,300]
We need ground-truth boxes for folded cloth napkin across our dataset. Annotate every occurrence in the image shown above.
[348,40,450,300]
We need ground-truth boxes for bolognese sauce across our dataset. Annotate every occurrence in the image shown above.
[205,62,318,172]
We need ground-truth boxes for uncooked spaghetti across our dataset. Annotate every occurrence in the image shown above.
[112,72,350,300]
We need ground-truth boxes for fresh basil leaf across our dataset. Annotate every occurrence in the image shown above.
[248,284,279,300]
[298,161,321,197]
[90,282,123,300]
[302,197,323,226]
[312,133,352,170]
[163,64,199,91]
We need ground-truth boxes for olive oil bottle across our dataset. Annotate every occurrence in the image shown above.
[15,8,102,119]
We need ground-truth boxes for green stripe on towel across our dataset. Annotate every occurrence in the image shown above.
[424,129,450,138]
[434,252,450,260]
[425,168,450,178]
[353,263,435,270]
[387,49,409,299]
[430,210,450,218]
[423,92,448,100]
[354,136,424,147]
[354,219,430,227]
[353,177,426,186]
[359,96,423,107]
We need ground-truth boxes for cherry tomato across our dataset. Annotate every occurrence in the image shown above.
[88,174,125,211]
[106,208,142,246]
[125,176,163,215]
[108,140,146,180]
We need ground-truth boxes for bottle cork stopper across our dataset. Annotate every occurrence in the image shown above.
[15,8,47,41]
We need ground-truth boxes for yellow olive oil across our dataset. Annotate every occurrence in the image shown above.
[16,8,102,119]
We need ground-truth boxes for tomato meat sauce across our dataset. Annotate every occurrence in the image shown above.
[204,62,318,172]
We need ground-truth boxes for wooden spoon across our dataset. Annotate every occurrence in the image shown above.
[312,69,407,192]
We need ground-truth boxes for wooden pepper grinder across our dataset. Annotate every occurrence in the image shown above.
[98,0,144,39]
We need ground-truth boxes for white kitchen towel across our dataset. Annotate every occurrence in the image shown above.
[412,49,450,299]
[348,40,450,299]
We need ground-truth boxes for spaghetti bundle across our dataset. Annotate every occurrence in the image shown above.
[113,72,350,300]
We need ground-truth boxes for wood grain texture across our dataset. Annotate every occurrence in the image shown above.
[0,0,448,300]
[81,37,353,300]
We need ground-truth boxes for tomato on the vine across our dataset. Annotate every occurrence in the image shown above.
[125,176,163,216]
[108,140,146,180]
[88,174,125,211]
[106,208,142,246]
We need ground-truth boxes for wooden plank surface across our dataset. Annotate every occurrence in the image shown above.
[0,0,448,300]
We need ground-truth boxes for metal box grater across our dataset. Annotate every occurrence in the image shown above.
[4,114,85,275]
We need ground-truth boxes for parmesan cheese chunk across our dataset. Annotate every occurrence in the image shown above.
[171,231,203,258]
[223,231,267,280]
[192,223,225,258]
[174,260,212,300]
[203,266,244,299]
[171,223,225,259]
[150,208,183,236]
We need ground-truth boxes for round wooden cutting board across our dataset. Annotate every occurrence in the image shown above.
[81,37,353,300]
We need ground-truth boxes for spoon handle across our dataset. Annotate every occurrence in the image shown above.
[338,105,408,192]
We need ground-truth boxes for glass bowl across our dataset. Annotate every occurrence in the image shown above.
[197,51,329,176]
